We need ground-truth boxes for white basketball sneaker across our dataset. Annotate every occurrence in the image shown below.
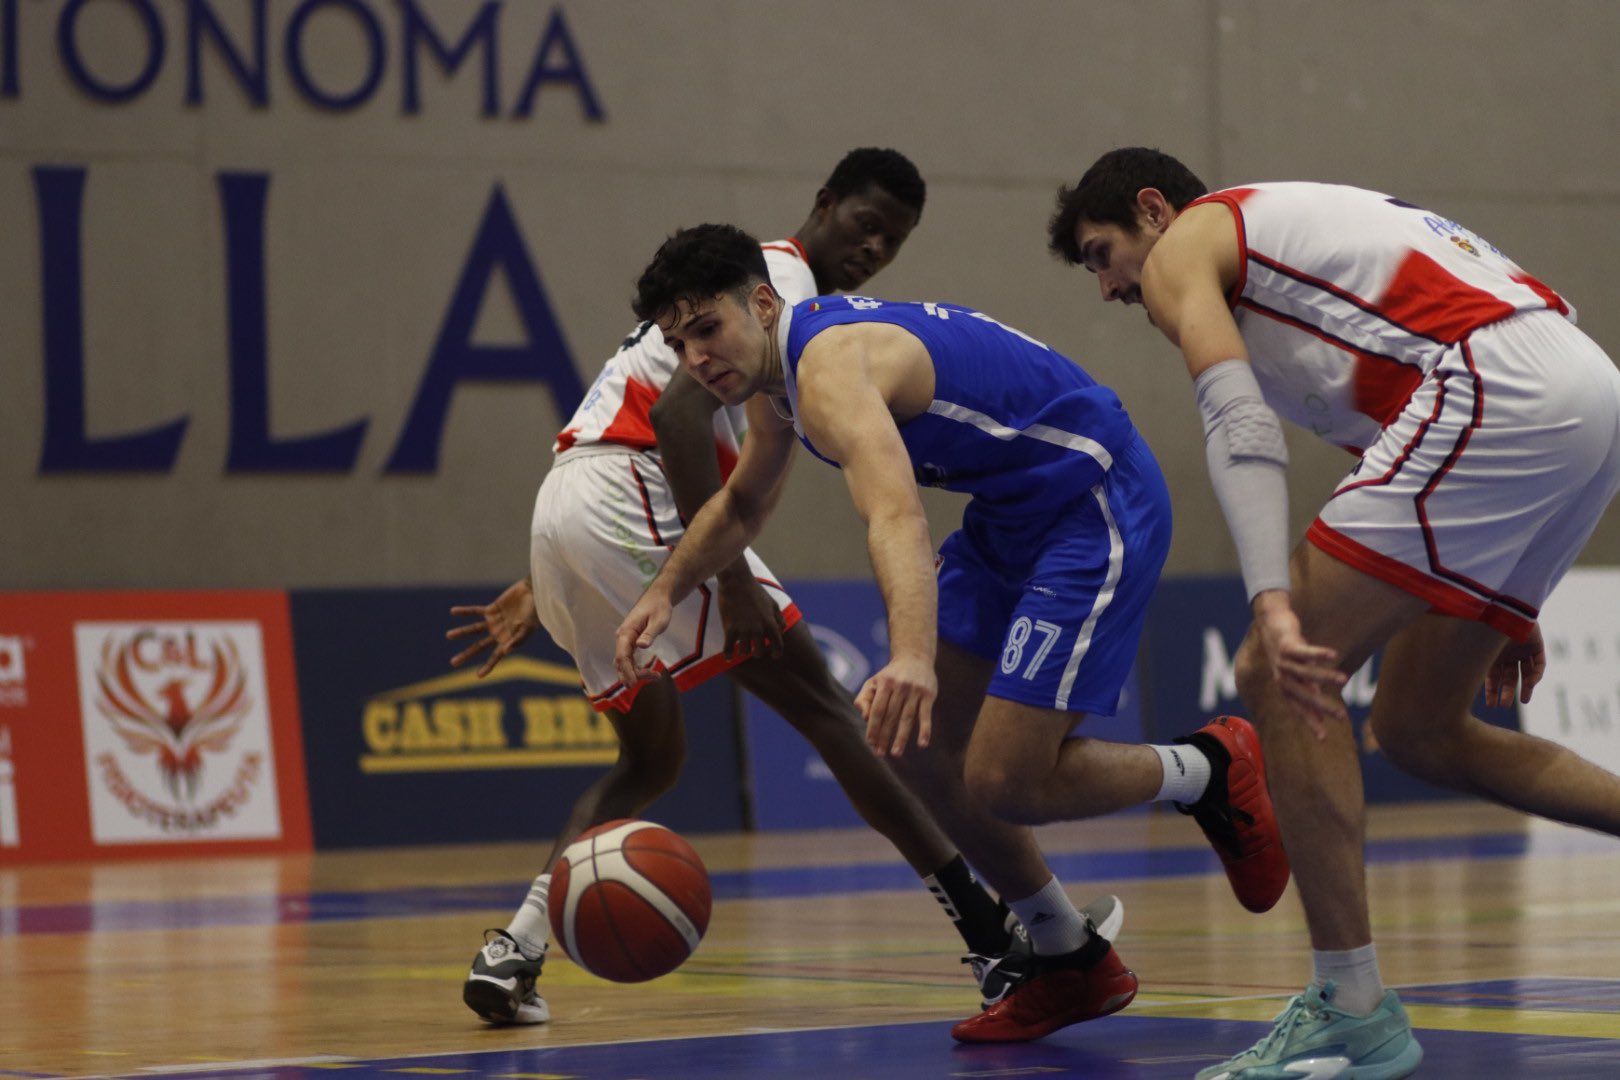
[462,929,549,1024]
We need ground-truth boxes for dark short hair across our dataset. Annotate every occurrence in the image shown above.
[1048,147,1208,263]
[632,223,770,324]
[824,147,927,217]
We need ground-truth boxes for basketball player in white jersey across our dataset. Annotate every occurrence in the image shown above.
[451,150,1120,1027]
[1054,147,1620,1078]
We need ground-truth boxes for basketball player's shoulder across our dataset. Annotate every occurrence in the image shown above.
[1151,200,1241,280]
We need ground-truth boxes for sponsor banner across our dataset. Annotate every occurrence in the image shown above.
[1519,568,1620,774]
[289,588,745,849]
[0,592,309,862]
[1140,577,1519,804]
[744,580,1144,832]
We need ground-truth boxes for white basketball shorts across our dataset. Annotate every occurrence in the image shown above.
[1310,312,1620,641]
[529,446,800,712]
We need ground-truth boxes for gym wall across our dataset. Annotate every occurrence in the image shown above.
[2,0,1615,590]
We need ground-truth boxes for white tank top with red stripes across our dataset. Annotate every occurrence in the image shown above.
[1191,182,1574,450]
[553,239,819,473]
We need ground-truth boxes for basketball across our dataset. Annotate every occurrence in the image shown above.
[548,819,712,982]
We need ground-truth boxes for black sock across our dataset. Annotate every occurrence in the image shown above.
[1041,933,1112,971]
[923,854,1011,956]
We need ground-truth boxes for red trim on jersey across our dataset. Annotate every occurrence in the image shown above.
[589,603,805,713]
[1333,374,1450,496]
[672,603,804,692]
[1510,270,1570,316]
[1247,251,1446,346]
[1375,251,1516,345]
[1306,521,1534,641]
[630,459,713,675]
[761,237,809,263]
[554,425,580,453]
[1354,355,1427,428]
[1236,297,1425,427]
[596,376,661,452]
[1411,341,1537,619]
[1185,188,1255,307]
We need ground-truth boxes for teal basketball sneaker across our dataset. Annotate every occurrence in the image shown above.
[1197,981,1422,1079]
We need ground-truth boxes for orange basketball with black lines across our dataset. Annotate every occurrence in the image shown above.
[548,819,712,982]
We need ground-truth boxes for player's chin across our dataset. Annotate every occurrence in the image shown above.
[836,263,875,292]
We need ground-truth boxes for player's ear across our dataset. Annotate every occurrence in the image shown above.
[749,280,777,322]
[1136,188,1173,232]
[811,186,837,219]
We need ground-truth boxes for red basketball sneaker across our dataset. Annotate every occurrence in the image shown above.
[950,937,1137,1043]
[1176,715,1291,913]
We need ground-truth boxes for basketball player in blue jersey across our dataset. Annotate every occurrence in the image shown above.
[448,152,1073,1026]
[613,224,1291,1043]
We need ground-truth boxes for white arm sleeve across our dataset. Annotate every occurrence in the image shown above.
[1195,360,1293,600]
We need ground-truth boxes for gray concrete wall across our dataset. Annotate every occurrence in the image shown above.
[2,0,1615,587]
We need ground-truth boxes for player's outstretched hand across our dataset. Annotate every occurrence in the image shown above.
[856,655,937,758]
[717,575,787,662]
[1485,621,1547,707]
[1253,593,1347,739]
[448,578,540,678]
[615,590,674,686]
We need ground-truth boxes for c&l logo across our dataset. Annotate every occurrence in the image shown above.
[74,623,283,844]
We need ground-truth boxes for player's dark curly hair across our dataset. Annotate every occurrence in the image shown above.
[824,147,927,217]
[1047,147,1208,264]
[632,223,770,324]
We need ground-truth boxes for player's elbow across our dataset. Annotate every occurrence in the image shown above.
[648,393,709,442]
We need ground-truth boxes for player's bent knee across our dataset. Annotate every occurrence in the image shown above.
[1367,706,1449,777]
[964,755,1038,824]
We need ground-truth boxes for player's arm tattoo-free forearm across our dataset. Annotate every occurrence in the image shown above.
[651,488,761,602]
[1196,360,1292,600]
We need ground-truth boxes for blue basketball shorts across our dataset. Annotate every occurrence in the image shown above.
[935,438,1171,715]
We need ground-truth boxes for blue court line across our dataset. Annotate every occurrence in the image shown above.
[3,826,1611,936]
[119,1010,1620,1079]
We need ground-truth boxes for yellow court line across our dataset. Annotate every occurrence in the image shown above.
[1140,996,1620,1039]
[1403,1003,1620,1040]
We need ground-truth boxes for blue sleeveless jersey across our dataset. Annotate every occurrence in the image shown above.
[781,296,1139,516]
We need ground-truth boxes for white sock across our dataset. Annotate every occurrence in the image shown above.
[1313,943,1384,1016]
[1006,876,1091,956]
[504,872,552,960]
[1150,743,1212,804]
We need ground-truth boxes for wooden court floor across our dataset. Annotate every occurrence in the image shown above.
[4,800,1620,1078]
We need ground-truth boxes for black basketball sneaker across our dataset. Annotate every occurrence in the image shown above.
[462,929,549,1024]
